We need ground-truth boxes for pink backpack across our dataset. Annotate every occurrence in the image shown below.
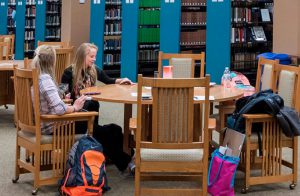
[230,71,255,96]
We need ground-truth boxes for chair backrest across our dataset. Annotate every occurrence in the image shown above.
[37,41,70,49]
[0,41,9,60]
[158,51,205,78]
[54,47,74,82]
[0,34,14,59]
[255,57,278,92]
[136,74,210,149]
[14,66,41,138]
[24,57,33,69]
[275,63,300,111]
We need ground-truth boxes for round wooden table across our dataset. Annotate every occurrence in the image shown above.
[81,84,244,154]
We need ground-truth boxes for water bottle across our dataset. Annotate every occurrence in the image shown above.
[222,67,231,88]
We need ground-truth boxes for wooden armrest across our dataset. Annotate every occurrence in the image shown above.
[243,113,273,119]
[40,111,98,122]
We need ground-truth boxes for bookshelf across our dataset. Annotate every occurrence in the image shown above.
[137,0,160,76]
[24,0,36,58]
[180,0,206,53]
[231,0,274,85]
[7,0,16,35]
[103,0,122,78]
[45,0,61,41]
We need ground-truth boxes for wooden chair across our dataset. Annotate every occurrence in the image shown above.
[158,51,205,78]
[135,74,210,196]
[240,63,300,193]
[37,41,70,49]
[0,41,9,60]
[54,47,74,82]
[0,34,15,59]
[12,66,97,194]
[214,57,279,143]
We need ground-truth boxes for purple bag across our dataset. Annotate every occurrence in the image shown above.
[208,149,240,196]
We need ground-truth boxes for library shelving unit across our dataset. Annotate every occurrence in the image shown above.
[180,0,206,54]
[137,0,160,77]
[7,0,16,35]
[24,0,36,58]
[230,0,274,85]
[103,0,122,78]
[44,0,61,42]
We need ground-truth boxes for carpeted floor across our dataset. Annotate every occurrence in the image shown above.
[0,104,299,196]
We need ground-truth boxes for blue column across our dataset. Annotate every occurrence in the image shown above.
[206,0,231,83]
[160,0,180,54]
[90,0,105,69]
[35,0,46,47]
[15,0,25,60]
[0,0,8,34]
[120,0,139,82]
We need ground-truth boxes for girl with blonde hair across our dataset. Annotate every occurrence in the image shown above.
[61,43,135,174]
[33,45,86,135]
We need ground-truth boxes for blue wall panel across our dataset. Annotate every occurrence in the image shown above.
[90,0,105,69]
[160,0,180,54]
[15,0,25,60]
[35,0,46,47]
[0,0,8,34]
[120,0,139,81]
[206,0,231,83]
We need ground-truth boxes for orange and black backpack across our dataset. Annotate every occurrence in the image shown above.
[60,135,110,196]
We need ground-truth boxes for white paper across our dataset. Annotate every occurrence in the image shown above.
[126,0,129,3]
[194,96,215,101]
[0,63,13,66]
[131,93,151,98]
[129,0,134,3]
[165,0,170,3]
[212,0,217,2]
[170,0,174,2]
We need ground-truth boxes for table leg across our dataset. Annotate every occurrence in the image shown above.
[123,103,132,154]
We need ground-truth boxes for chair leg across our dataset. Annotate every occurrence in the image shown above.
[135,166,140,196]
[33,151,41,195]
[12,144,20,183]
[291,137,298,189]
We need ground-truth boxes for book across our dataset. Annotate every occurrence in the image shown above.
[260,8,271,22]
[251,26,267,41]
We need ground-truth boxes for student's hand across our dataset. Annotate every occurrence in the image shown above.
[119,78,134,85]
[73,95,87,112]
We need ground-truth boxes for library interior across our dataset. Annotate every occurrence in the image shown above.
[1,0,300,195]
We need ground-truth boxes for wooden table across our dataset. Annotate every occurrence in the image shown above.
[81,84,244,154]
[0,60,24,106]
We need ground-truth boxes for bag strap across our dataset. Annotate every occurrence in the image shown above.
[208,151,224,186]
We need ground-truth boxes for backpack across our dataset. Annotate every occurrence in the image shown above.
[60,135,110,196]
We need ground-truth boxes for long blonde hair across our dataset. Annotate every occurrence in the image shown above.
[32,45,56,81]
[72,43,98,90]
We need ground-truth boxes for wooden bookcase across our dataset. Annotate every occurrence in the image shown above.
[231,0,274,85]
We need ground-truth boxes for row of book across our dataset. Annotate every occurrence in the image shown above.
[139,0,160,8]
[104,39,121,50]
[182,0,206,6]
[104,22,122,35]
[105,9,121,19]
[231,26,267,43]
[138,50,159,62]
[180,30,206,46]
[46,15,60,25]
[25,19,36,28]
[105,0,122,5]
[24,42,35,52]
[47,3,60,14]
[181,12,206,25]
[232,7,271,23]
[26,7,36,17]
[138,28,160,43]
[232,52,259,63]
[139,10,160,25]
[103,54,121,66]
[26,0,36,5]
[45,28,61,39]
[25,30,35,41]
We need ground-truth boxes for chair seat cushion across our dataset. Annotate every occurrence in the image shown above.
[18,131,86,144]
[141,148,203,162]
